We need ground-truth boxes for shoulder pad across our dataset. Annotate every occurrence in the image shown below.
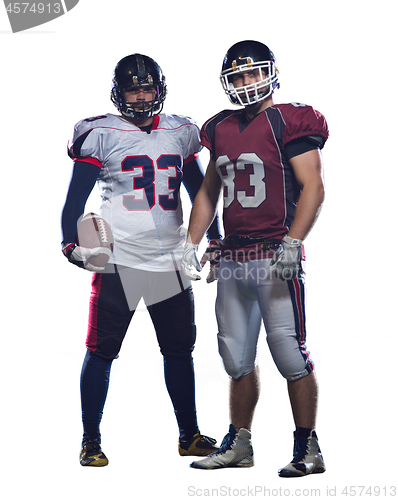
[277,104,329,148]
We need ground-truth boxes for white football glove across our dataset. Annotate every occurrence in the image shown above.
[270,236,304,281]
[200,239,221,283]
[62,243,112,272]
[181,242,202,280]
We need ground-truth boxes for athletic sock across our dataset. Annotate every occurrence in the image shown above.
[163,353,200,441]
[80,350,113,444]
[295,426,313,439]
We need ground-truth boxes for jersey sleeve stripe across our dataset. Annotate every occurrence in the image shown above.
[183,152,199,164]
[73,156,102,168]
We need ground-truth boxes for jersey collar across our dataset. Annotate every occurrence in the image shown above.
[151,114,160,131]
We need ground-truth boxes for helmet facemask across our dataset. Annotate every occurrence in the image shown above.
[119,84,165,120]
[221,60,278,106]
[111,82,166,121]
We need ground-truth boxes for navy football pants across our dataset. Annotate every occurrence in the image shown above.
[80,267,199,442]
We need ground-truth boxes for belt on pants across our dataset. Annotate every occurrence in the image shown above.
[221,235,281,251]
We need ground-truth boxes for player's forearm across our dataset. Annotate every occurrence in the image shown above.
[287,182,324,241]
[187,159,222,245]
[187,189,219,246]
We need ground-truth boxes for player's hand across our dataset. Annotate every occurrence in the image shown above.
[270,236,304,281]
[200,239,221,283]
[62,243,111,272]
[181,242,202,280]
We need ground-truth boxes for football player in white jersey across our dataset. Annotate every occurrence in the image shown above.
[61,54,221,466]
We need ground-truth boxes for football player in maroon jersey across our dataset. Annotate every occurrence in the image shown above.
[181,40,329,477]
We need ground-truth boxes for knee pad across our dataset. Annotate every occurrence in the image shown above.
[217,333,255,380]
[266,330,313,381]
[88,337,122,360]
[158,324,196,356]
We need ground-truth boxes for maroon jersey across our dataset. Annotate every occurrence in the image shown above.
[201,103,329,259]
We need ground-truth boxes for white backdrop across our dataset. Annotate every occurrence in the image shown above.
[1,1,397,499]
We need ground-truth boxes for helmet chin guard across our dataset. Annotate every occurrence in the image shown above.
[119,93,164,121]
[220,40,280,106]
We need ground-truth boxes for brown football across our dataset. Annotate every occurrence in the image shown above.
[76,213,114,268]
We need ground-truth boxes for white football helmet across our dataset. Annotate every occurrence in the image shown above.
[220,40,280,106]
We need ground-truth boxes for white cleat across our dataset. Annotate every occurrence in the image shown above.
[278,429,326,478]
[190,424,254,470]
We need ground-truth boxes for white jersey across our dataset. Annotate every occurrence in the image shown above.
[68,113,201,271]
